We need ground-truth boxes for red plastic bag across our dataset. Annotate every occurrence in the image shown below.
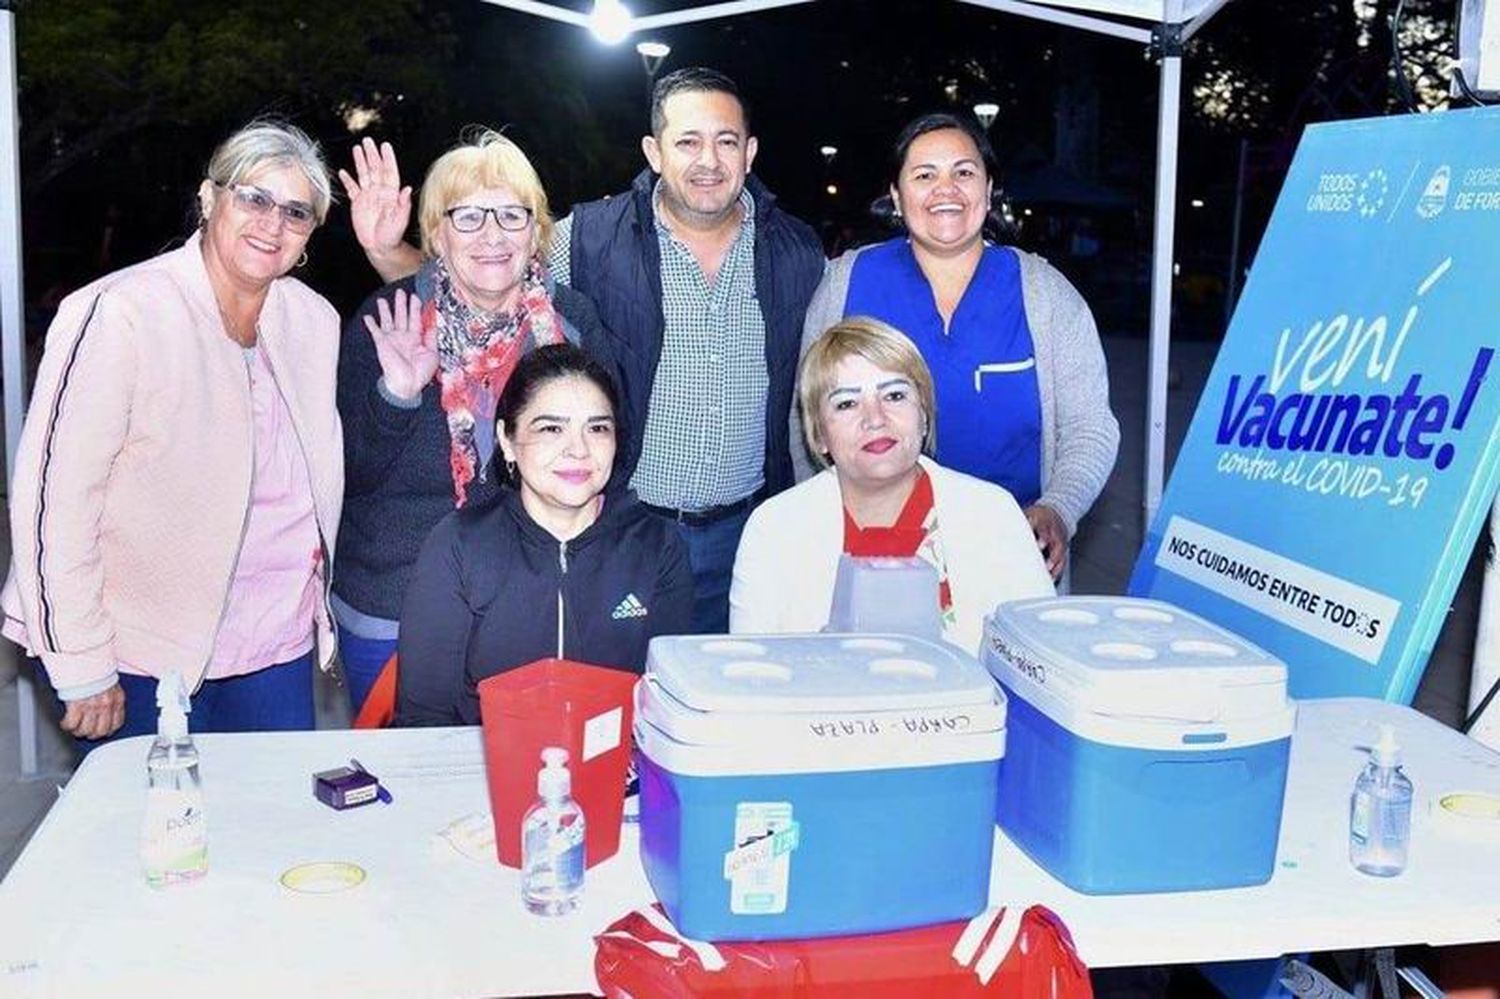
[594,903,1093,998]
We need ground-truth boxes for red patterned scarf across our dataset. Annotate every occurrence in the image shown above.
[415,255,566,506]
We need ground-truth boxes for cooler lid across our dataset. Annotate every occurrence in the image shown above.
[636,675,1006,773]
[645,634,998,714]
[638,673,1006,745]
[982,597,1288,723]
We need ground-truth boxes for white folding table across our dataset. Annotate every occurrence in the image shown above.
[2,698,1497,996]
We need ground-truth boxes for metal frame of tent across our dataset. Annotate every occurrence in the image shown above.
[2,2,32,773]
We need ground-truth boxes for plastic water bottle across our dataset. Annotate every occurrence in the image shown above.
[521,747,585,915]
[1349,723,1413,877]
[140,671,207,887]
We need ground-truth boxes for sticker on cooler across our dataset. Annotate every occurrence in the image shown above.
[724,802,800,915]
[582,706,623,762]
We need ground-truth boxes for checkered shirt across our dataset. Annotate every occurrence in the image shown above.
[549,186,768,510]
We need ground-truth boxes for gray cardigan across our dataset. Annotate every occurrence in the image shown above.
[794,243,1119,536]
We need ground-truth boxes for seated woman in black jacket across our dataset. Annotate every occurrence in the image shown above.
[395,343,694,726]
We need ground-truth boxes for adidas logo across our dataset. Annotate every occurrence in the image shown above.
[611,593,649,620]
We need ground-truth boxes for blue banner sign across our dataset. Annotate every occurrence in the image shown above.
[1130,107,1500,703]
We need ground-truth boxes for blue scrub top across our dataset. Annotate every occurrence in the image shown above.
[844,238,1044,506]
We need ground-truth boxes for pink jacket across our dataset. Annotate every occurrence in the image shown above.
[2,234,344,694]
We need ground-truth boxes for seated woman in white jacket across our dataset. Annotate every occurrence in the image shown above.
[730,316,1054,655]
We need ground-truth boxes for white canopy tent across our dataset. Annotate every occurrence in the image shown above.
[0,0,1228,772]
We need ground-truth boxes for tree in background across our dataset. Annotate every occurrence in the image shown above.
[1187,0,1456,137]
[19,0,452,191]
[1168,0,1460,336]
[15,0,453,309]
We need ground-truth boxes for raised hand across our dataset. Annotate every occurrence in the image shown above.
[364,288,439,401]
[338,137,413,257]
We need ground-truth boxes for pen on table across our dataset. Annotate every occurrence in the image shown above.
[350,757,395,804]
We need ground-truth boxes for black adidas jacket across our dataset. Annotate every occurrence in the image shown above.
[394,488,693,726]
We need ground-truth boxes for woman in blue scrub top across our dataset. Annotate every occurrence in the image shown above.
[798,112,1119,580]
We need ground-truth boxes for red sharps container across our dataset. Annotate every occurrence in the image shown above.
[478,658,638,869]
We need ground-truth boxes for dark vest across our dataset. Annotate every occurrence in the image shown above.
[567,170,824,498]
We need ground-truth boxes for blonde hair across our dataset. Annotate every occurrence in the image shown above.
[797,316,937,468]
[203,119,333,224]
[418,128,553,258]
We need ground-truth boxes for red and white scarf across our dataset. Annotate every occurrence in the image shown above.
[415,255,566,506]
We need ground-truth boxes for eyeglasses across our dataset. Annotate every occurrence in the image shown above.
[220,183,318,233]
[445,204,534,233]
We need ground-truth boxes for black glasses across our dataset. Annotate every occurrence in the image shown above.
[221,183,318,233]
[445,204,533,233]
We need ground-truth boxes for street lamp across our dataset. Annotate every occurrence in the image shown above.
[637,40,670,73]
[588,0,632,45]
[819,145,838,165]
[636,40,670,109]
[637,40,670,84]
[973,102,1000,130]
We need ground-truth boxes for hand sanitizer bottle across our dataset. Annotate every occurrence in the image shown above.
[521,747,585,915]
[141,671,207,887]
[1349,723,1413,877]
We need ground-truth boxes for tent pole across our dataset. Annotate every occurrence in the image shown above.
[634,0,817,30]
[1144,13,1182,531]
[1225,136,1247,327]
[1469,495,1500,749]
[479,0,589,27]
[0,3,37,777]
[1180,0,1232,40]
[480,0,818,32]
[955,0,1153,44]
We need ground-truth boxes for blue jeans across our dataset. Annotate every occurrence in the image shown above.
[336,626,397,716]
[672,505,753,635]
[39,652,315,754]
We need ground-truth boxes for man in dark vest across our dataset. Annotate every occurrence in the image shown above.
[345,67,825,634]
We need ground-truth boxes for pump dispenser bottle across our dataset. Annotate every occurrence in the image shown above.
[1349,723,1413,877]
[140,671,207,886]
[521,747,586,915]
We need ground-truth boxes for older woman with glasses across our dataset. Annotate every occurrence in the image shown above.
[333,130,605,715]
[2,120,343,743]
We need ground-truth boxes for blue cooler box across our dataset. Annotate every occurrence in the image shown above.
[637,634,1005,941]
[981,597,1296,894]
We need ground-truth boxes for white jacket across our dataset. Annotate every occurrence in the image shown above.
[729,457,1054,655]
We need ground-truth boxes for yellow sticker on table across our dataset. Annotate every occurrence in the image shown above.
[1432,792,1500,842]
[280,861,367,894]
[1438,792,1500,819]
